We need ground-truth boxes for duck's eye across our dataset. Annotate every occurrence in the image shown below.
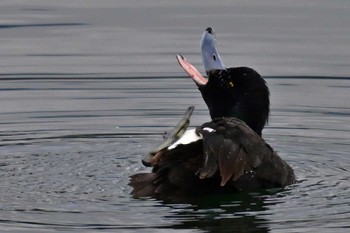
[212,54,217,61]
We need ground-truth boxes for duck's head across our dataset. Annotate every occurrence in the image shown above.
[177,27,269,135]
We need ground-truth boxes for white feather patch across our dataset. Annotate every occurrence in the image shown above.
[202,127,216,133]
[168,128,202,150]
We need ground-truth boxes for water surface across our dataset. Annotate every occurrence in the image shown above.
[1,0,350,77]
[0,1,350,232]
[1,77,350,232]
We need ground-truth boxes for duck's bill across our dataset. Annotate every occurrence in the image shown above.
[201,27,226,73]
[176,54,208,86]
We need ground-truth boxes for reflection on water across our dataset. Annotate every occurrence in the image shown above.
[163,192,277,233]
[1,77,349,232]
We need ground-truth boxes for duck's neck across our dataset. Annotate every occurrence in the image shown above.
[210,107,268,137]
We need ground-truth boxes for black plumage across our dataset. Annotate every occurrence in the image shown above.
[129,27,296,200]
[129,68,296,200]
[200,67,269,136]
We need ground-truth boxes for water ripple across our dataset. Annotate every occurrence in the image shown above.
[1,77,349,232]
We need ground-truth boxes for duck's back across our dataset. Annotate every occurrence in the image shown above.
[129,117,296,199]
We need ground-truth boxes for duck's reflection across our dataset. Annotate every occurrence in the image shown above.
[161,190,280,233]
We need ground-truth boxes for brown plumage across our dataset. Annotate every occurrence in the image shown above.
[129,118,295,199]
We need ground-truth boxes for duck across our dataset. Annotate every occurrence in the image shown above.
[129,27,296,200]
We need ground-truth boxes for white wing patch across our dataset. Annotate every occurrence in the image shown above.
[202,127,216,133]
[168,128,202,150]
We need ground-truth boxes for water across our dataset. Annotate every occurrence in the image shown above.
[1,1,350,233]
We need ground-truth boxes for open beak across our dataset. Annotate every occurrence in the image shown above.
[176,54,208,86]
[176,27,226,86]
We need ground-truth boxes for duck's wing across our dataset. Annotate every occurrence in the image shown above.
[141,106,196,167]
[130,106,203,199]
[129,115,296,199]
[130,140,203,199]
[198,118,296,190]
